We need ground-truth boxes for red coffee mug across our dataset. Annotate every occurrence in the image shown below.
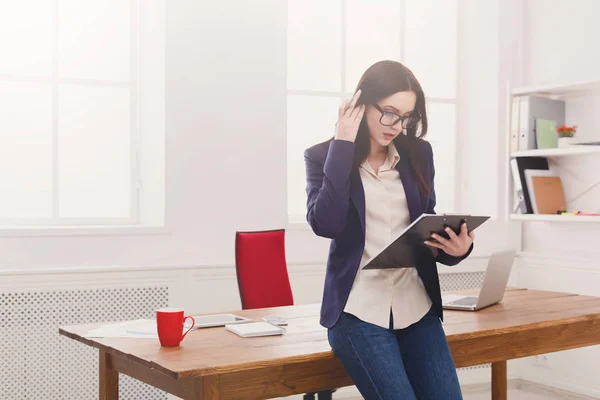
[156,308,195,347]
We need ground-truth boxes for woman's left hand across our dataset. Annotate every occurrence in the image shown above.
[424,222,474,258]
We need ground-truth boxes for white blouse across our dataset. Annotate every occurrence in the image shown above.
[343,144,432,329]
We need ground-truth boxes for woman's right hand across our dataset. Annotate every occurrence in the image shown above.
[335,90,365,143]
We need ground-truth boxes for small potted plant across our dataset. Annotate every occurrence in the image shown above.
[557,124,577,147]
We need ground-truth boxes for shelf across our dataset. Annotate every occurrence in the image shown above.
[510,146,600,158]
[511,214,600,222]
[512,79,600,97]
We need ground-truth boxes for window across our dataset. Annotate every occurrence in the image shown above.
[287,0,458,222]
[0,0,165,227]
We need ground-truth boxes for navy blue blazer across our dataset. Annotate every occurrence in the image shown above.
[304,138,473,329]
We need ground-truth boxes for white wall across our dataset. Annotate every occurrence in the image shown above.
[0,0,333,273]
[0,0,512,276]
[0,0,520,319]
[521,0,600,253]
[455,1,600,395]
[0,0,518,319]
[0,1,527,398]
[0,0,524,309]
[512,0,600,396]
[524,0,600,86]
[457,0,501,218]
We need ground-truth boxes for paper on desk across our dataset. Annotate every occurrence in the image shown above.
[84,319,159,339]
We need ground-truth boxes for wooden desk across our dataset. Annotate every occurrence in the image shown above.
[59,288,600,400]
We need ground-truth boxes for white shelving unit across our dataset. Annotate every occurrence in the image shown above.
[511,79,600,97]
[505,79,600,223]
[510,214,600,223]
[511,146,600,158]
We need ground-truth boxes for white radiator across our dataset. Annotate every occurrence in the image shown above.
[440,271,490,373]
[440,271,485,293]
[0,286,169,400]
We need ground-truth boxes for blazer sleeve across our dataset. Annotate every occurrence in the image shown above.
[304,140,355,238]
[424,141,474,266]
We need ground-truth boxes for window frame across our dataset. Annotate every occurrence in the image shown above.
[0,0,143,228]
[286,0,461,226]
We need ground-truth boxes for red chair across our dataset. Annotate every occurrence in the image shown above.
[234,229,334,400]
[235,229,294,309]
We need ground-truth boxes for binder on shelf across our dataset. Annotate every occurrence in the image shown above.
[535,118,558,149]
[518,96,565,151]
[518,97,530,150]
[510,97,520,152]
[513,156,550,214]
[510,159,526,213]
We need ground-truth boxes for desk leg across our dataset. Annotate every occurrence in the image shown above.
[183,375,219,400]
[100,350,119,400]
[491,361,507,400]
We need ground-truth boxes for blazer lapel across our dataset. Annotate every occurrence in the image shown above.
[396,156,422,222]
[350,169,366,236]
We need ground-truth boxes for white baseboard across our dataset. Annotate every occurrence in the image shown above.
[461,379,597,400]
[519,378,600,399]
[458,366,493,386]
[516,357,600,398]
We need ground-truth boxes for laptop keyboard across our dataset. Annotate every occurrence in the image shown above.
[448,297,478,306]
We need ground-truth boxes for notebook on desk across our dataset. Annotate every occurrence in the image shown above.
[225,321,286,338]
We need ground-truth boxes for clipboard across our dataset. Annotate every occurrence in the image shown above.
[362,213,490,270]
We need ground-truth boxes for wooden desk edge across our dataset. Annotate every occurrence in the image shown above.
[58,289,600,400]
[447,312,600,341]
[178,314,600,382]
[60,303,600,381]
[451,313,600,368]
[58,326,338,380]
[58,327,180,380]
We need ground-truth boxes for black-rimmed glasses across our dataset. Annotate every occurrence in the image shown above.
[373,103,418,129]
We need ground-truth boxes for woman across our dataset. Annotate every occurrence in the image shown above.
[304,60,474,399]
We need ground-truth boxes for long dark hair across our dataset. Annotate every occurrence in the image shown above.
[353,60,430,197]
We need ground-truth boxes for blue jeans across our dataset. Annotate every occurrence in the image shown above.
[327,307,463,400]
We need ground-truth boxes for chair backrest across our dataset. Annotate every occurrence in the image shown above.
[235,229,294,310]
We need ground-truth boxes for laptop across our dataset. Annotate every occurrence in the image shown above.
[442,248,517,311]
